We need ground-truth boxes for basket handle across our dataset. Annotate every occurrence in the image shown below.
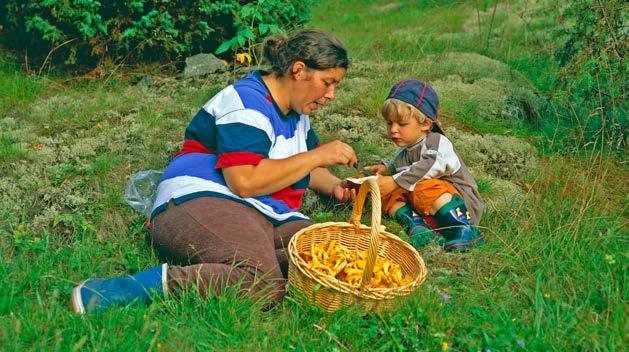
[348,177,382,289]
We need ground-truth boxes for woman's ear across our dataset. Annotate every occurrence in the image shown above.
[291,60,307,80]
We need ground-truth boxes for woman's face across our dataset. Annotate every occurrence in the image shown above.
[290,65,346,115]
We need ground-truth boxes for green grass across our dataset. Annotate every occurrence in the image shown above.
[0,55,44,114]
[0,134,27,163]
[0,0,626,350]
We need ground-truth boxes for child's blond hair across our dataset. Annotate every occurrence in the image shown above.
[381,98,430,124]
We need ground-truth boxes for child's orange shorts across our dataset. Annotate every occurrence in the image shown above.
[382,179,460,216]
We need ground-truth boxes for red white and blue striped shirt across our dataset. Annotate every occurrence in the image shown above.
[151,71,319,224]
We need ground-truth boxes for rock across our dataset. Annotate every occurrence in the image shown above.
[134,75,155,87]
[183,53,226,78]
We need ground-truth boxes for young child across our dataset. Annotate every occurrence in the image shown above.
[365,79,485,252]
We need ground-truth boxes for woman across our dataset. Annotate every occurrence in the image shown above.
[71,29,357,314]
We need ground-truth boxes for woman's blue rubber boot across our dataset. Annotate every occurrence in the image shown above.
[394,205,436,249]
[433,194,484,252]
[71,264,168,314]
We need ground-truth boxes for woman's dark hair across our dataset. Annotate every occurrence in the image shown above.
[262,29,349,75]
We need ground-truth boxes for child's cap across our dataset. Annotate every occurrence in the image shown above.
[386,79,444,134]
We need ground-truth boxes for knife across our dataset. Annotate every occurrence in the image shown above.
[355,162,374,176]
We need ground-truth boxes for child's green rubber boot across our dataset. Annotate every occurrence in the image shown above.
[395,205,435,249]
[433,194,484,252]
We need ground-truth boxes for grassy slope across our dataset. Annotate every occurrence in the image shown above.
[0,0,626,351]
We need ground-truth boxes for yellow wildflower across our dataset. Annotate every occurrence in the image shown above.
[236,53,252,65]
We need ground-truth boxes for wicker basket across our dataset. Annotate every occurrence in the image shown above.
[287,178,427,313]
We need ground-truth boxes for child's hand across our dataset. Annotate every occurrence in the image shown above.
[334,180,357,202]
[365,164,387,175]
[377,176,398,196]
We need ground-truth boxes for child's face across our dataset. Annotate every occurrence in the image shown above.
[385,116,431,147]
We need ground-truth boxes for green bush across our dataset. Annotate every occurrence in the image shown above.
[0,0,311,68]
[554,0,627,152]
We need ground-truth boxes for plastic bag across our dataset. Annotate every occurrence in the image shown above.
[124,170,163,217]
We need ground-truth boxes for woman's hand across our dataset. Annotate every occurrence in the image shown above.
[365,164,388,175]
[311,140,357,168]
[377,176,399,196]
